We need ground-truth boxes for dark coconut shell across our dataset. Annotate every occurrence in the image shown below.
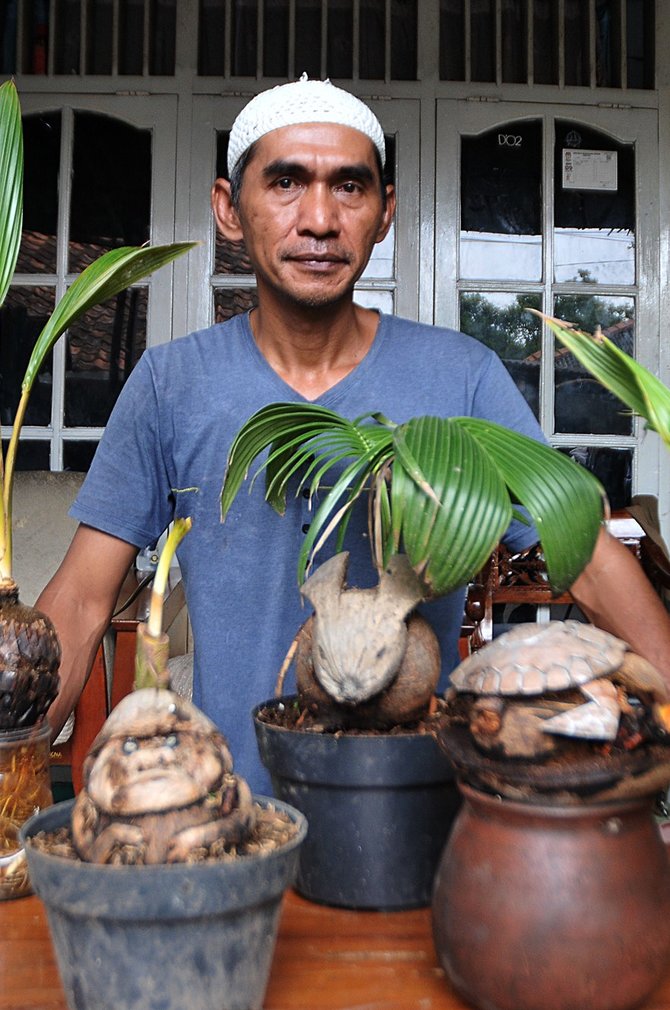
[0,582,61,730]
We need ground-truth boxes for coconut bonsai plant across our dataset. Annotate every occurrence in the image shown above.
[0,78,195,899]
[218,401,605,908]
[21,516,307,1010]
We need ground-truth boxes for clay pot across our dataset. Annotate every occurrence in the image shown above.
[432,783,670,1010]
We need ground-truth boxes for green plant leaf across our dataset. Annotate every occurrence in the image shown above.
[539,312,670,453]
[457,416,604,590]
[21,242,197,394]
[390,417,512,596]
[0,80,23,308]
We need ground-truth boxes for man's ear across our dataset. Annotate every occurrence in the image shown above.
[211,178,244,241]
[375,184,396,244]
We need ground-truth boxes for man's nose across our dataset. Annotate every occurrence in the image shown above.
[296,183,339,235]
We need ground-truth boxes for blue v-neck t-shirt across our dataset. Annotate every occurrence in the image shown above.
[71,311,545,792]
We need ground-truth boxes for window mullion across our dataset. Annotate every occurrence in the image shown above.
[49,107,76,471]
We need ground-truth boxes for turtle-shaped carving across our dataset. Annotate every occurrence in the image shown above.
[447,620,670,760]
[295,551,441,727]
[71,689,256,864]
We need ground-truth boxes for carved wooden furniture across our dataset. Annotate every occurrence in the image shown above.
[460,510,670,656]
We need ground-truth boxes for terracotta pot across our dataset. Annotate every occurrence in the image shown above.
[432,783,670,1010]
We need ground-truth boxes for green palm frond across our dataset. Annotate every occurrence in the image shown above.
[0,80,22,309]
[221,402,605,597]
[539,311,670,453]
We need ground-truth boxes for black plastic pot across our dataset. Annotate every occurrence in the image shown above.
[253,697,460,910]
[21,796,307,1010]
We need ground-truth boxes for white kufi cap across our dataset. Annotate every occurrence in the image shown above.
[227,74,386,176]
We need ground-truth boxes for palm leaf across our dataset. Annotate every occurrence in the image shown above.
[390,417,512,596]
[539,311,670,453]
[22,242,197,394]
[457,417,605,590]
[220,402,604,598]
[0,80,23,308]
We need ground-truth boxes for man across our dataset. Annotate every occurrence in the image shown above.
[39,77,670,793]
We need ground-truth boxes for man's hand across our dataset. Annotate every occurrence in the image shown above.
[36,525,138,739]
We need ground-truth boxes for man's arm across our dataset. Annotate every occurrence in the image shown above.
[570,527,670,684]
[36,524,139,739]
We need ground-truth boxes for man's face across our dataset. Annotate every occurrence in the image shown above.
[230,123,395,309]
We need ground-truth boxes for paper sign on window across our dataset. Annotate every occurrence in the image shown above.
[562,149,618,191]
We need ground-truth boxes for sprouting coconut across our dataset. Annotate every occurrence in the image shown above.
[221,405,604,729]
[71,519,258,865]
[0,80,194,732]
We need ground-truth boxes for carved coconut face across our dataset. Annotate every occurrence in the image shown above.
[83,689,234,816]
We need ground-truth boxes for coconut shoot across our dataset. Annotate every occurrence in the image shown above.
[134,518,192,691]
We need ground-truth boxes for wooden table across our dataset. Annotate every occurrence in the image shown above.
[2,888,670,1010]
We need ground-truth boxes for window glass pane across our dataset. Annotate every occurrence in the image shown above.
[460,291,541,418]
[440,0,465,81]
[327,0,353,79]
[564,0,590,85]
[2,441,50,470]
[69,112,151,272]
[65,288,148,426]
[214,288,258,324]
[19,112,61,275]
[199,0,227,74]
[55,0,82,74]
[501,0,527,84]
[554,122,635,285]
[0,287,55,426]
[471,0,495,82]
[561,446,632,510]
[120,0,144,74]
[360,0,385,79]
[87,0,113,74]
[1,3,18,73]
[231,0,257,76]
[23,0,49,74]
[295,0,321,79]
[596,0,622,88]
[626,0,654,89]
[354,289,394,313]
[150,0,176,75]
[63,442,98,471]
[533,0,557,84]
[461,121,542,281]
[553,293,634,436]
[264,0,289,77]
[391,0,417,81]
[360,134,395,280]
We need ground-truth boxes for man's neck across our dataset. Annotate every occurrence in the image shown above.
[249,298,379,400]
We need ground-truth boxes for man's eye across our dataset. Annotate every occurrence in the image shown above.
[341,182,360,194]
[122,738,138,753]
[276,177,294,189]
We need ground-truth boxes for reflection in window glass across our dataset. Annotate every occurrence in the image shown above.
[69,113,151,272]
[214,288,258,324]
[461,121,542,281]
[554,122,635,284]
[354,289,394,314]
[554,294,634,436]
[460,292,541,417]
[65,288,148,427]
[0,287,55,426]
[561,446,632,510]
[19,113,61,274]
